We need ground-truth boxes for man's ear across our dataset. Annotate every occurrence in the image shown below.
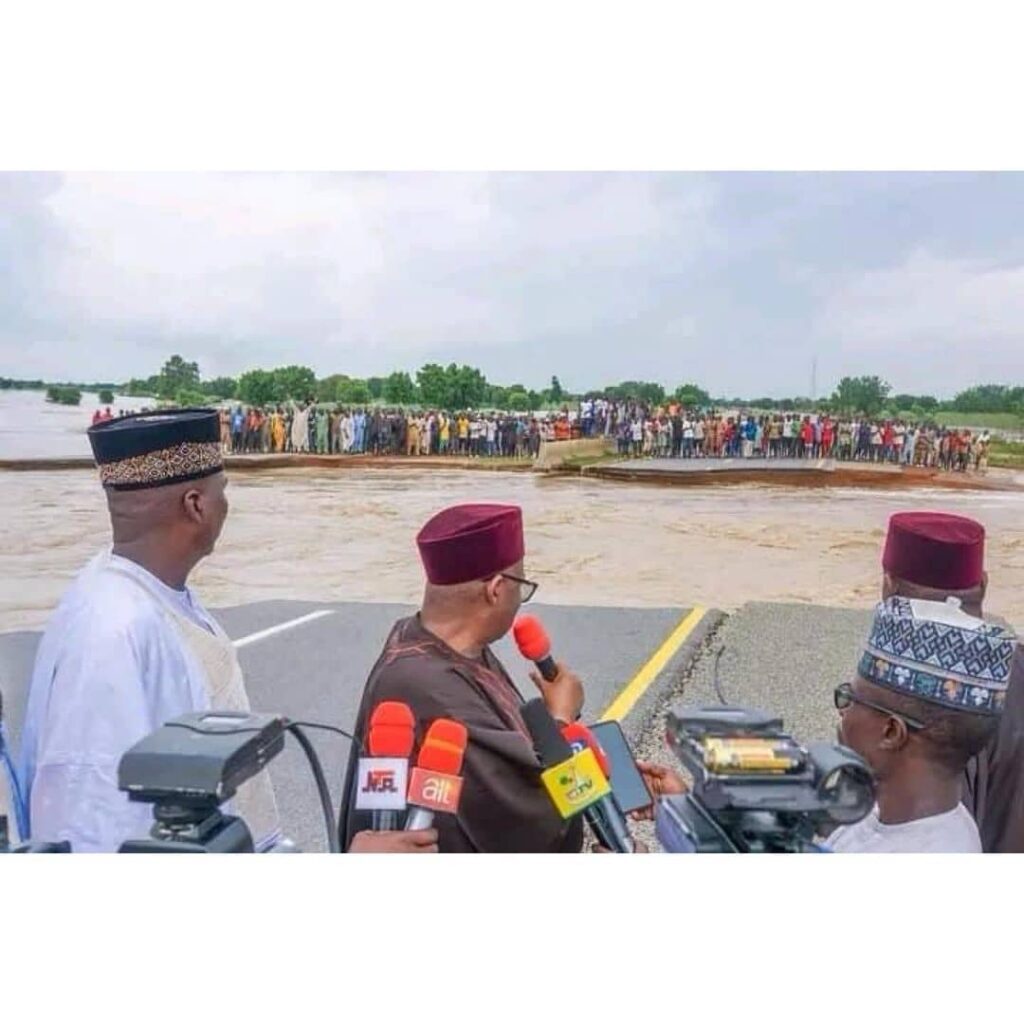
[881,572,898,601]
[979,571,988,605]
[483,574,503,606]
[182,487,204,525]
[879,715,910,752]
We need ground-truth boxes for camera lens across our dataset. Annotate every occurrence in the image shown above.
[807,743,876,825]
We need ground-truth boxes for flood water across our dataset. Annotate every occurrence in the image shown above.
[3,462,1023,632]
[0,388,156,459]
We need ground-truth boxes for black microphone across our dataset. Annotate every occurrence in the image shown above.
[522,699,631,851]
[562,722,635,853]
[522,698,574,767]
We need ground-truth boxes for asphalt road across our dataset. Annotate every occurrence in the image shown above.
[1,600,691,851]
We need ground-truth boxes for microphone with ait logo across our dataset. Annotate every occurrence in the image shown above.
[404,719,468,832]
[354,701,415,831]
[561,722,636,853]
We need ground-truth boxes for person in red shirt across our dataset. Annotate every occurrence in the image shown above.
[799,417,813,457]
[882,421,894,462]
[821,417,834,456]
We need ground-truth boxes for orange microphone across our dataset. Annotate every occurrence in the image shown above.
[356,701,416,831]
[513,614,558,682]
[404,719,469,832]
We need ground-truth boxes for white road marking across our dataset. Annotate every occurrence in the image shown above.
[232,610,335,649]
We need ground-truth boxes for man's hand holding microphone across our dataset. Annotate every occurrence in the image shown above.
[514,615,585,725]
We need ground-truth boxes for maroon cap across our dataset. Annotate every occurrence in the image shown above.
[416,504,525,585]
[882,512,985,590]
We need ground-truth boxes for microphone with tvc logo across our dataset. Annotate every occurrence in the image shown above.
[355,701,416,831]
[522,698,611,823]
[513,615,558,683]
[404,719,469,832]
[561,722,635,853]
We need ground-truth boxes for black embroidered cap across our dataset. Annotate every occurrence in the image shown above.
[87,408,223,490]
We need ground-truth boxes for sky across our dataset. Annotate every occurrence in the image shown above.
[2,171,1023,398]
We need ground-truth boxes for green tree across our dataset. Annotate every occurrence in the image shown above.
[46,386,82,406]
[548,375,564,403]
[175,387,209,407]
[416,363,450,408]
[383,370,418,405]
[98,388,115,404]
[448,364,488,409]
[316,374,349,403]
[505,386,530,410]
[237,369,279,405]
[831,375,891,417]
[366,376,385,400]
[156,355,200,399]
[126,375,160,397]
[486,385,509,410]
[270,365,317,401]
[336,378,372,404]
[202,376,237,400]
[893,392,938,412]
[673,382,710,407]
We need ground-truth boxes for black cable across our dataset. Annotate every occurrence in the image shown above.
[288,721,357,742]
[286,723,341,854]
[713,646,730,705]
[165,722,262,735]
[289,720,362,849]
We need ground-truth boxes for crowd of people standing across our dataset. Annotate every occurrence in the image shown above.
[577,400,994,473]
[218,404,544,459]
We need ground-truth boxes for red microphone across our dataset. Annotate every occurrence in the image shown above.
[513,615,558,682]
[404,719,469,832]
[561,722,635,853]
[356,701,416,830]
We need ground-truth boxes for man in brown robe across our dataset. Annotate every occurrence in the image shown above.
[340,503,585,853]
[880,511,1024,852]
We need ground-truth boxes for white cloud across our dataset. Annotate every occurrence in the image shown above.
[23,172,717,381]
[813,249,1024,393]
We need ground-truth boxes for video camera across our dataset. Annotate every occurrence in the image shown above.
[117,710,287,853]
[2,709,338,853]
[655,704,875,853]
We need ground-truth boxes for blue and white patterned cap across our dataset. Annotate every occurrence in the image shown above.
[859,597,1017,716]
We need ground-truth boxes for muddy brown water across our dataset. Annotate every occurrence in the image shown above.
[3,466,1023,633]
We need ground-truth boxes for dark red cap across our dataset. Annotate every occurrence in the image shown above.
[416,503,525,586]
[882,511,985,591]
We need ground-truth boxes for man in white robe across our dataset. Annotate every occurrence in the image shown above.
[18,409,433,854]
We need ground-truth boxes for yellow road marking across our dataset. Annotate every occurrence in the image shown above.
[599,606,708,722]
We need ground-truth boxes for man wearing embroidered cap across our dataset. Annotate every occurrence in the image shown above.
[340,502,586,853]
[830,596,1016,852]
[19,409,428,855]
[16,409,286,852]
[879,511,1024,852]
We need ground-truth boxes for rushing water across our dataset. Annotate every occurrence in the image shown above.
[0,389,157,459]
[3,459,1023,632]
[2,390,1022,630]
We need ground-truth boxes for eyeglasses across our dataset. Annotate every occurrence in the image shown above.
[486,572,538,603]
[833,682,927,731]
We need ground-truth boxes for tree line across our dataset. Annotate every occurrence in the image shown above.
[6,361,1023,421]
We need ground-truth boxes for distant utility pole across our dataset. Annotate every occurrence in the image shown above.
[811,355,817,402]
